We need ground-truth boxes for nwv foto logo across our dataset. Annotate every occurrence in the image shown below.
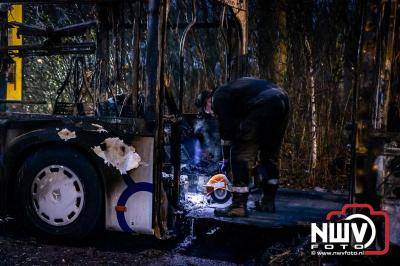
[310,204,390,256]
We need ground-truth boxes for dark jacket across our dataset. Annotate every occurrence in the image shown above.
[212,77,288,141]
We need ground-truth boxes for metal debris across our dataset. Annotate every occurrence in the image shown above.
[57,128,76,141]
[174,218,197,252]
[184,192,208,210]
[263,235,312,265]
[206,227,220,235]
[0,216,14,223]
[92,137,142,174]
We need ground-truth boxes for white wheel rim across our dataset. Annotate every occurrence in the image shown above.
[31,165,84,226]
[214,189,228,200]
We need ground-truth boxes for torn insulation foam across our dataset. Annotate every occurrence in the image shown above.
[92,137,142,174]
[57,128,77,141]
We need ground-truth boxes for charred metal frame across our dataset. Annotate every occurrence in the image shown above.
[0,0,133,3]
[349,0,367,204]
[0,0,162,233]
[178,0,197,114]
[0,43,96,56]
[353,0,400,213]
[0,0,249,238]
[171,0,248,209]
[177,0,248,114]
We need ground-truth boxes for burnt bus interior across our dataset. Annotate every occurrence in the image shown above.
[2,0,398,247]
[160,0,346,231]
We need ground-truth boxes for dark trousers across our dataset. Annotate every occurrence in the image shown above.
[230,95,289,187]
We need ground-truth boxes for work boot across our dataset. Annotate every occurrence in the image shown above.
[214,191,249,217]
[255,184,278,213]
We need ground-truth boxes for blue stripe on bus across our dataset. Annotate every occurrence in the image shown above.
[116,174,153,233]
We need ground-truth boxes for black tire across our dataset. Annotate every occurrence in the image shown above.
[15,145,103,241]
[211,189,231,204]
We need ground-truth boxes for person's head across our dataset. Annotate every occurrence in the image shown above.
[195,89,215,116]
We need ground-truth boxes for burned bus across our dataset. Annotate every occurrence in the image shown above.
[0,0,397,250]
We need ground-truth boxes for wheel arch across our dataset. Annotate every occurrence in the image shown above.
[3,129,107,219]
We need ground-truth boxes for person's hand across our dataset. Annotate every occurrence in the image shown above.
[221,159,231,174]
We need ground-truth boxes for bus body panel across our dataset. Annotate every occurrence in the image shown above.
[105,136,154,234]
[0,114,155,235]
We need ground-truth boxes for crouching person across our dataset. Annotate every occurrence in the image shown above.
[211,78,289,217]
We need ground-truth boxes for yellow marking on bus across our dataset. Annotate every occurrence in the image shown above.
[7,5,22,101]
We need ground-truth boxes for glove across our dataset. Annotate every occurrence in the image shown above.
[221,159,231,174]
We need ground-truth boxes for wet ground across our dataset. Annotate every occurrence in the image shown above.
[0,217,313,265]
[1,216,399,266]
[187,189,347,228]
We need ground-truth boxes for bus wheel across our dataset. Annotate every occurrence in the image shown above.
[16,146,103,241]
